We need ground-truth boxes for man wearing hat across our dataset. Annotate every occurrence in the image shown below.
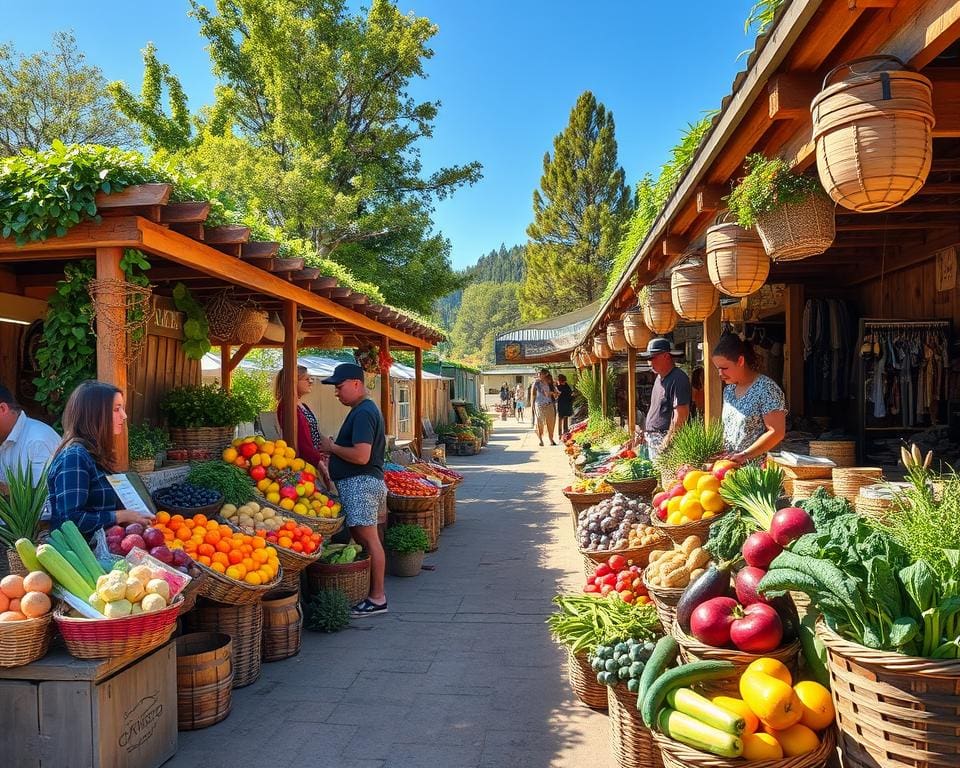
[319,363,388,617]
[640,338,690,460]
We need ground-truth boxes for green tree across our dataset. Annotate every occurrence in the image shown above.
[0,31,136,154]
[111,0,480,314]
[519,91,633,321]
[450,282,521,365]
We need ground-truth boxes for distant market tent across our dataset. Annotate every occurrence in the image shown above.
[494,301,600,364]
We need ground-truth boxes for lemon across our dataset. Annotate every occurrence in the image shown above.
[696,474,720,494]
[682,471,705,492]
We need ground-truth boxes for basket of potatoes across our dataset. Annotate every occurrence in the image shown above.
[219,500,286,533]
[642,535,711,634]
[579,522,666,579]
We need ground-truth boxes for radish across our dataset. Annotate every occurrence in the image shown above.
[742,531,782,569]
[769,507,816,546]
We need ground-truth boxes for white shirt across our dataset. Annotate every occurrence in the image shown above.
[0,411,60,483]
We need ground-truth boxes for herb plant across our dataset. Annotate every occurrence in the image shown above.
[159,384,255,428]
[719,464,784,529]
[0,463,49,547]
[384,524,430,554]
[653,418,725,481]
[304,589,351,633]
[128,424,159,462]
[187,461,254,506]
[726,154,827,229]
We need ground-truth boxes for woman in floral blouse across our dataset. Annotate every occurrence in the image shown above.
[711,334,786,465]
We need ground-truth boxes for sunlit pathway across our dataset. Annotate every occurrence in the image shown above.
[170,422,608,768]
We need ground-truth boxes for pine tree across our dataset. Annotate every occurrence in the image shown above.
[519,91,633,320]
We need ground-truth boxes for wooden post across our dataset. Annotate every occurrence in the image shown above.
[380,336,392,437]
[96,248,129,470]
[703,307,723,425]
[627,346,637,440]
[414,347,424,456]
[785,284,805,417]
[281,300,298,451]
[220,344,232,390]
[599,358,608,417]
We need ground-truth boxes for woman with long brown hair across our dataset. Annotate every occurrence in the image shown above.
[47,381,154,537]
[274,364,327,477]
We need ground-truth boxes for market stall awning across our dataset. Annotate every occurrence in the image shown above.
[494,300,600,363]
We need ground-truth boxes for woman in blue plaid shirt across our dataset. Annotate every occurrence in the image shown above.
[47,381,155,538]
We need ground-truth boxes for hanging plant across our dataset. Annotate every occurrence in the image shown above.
[354,343,382,375]
[172,282,212,360]
[726,154,827,229]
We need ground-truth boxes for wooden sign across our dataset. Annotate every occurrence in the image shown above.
[935,246,957,293]
[147,296,185,340]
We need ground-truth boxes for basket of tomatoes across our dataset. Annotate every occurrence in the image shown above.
[385,469,439,512]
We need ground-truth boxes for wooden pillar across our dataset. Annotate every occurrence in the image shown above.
[95,247,128,470]
[627,346,637,440]
[599,358,608,417]
[784,284,805,417]
[220,344,232,390]
[703,307,723,425]
[414,347,424,456]
[380,336,392,436]
[281,300,298,451]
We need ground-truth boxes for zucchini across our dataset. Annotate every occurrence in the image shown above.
[641,660,737,728]
[666,688,744,735]
[14,538,43,572]
[35,543,92,601]
[636,636,679,718]
[60,521,106,580]
[657,708,743,758]
[49,528,98,587]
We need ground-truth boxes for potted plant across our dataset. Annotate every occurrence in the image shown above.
[726,154,834,262]
[0,463,49,576]
[128,424,159,473]
[384,524,429,577]
[160,384,257,454]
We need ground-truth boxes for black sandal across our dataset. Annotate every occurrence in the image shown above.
[351,598,388,617]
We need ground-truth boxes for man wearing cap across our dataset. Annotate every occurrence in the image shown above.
[640,338,690,461]
[318,363,389,617]
[0,384,59,489]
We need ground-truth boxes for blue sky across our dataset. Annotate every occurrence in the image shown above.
[3,1,758,268]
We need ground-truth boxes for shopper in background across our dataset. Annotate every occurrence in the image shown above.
[514,382,526,423]
[47,381,154,538]
[531,369,558,446]
[0,384,59,488]
[690,367,705,420]
[275,365,331,488]
[639,338,690,460]
[555,373,573,436]
[712,333,786,464]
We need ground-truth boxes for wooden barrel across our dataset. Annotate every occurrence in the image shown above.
[671,261,718,321]
[593,334,613,359]
[705,220,769,297]
[176,632,233,730]
[443,485,457,527]
[606,321,629,352]
[623,311,652,349]
[262,589,302,662]
[642,280,678,334]
[186,599,263,689]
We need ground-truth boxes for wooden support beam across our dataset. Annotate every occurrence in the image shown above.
[627,346,637,443]
[768,73,820,120]
[696,185,726,214]
[96,247,128,470]
[600,358,608,417]
[220,344,232,390]
[414,347,423,456]
[703,307,723,426]
[381,336,392,438]
[848,0,898,7]
[662,236,687,258]
[784,285,805,417]
[159,202,210,224]
[929,68,960,138]
[203,225,251,245]
[229,345,253,373]
[0,216,140,254]
[282,300,298,452]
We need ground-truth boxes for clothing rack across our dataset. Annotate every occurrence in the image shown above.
[859,318,950,329]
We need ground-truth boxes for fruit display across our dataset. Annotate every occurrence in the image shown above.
[646,536,710,589]
[154,482,222,510]
[89,561,175,617]
[0,571,52,621]
[106,521,196,574]
[652,461,735,525]
[385,469,438,497]
[689,597,785,654]
[588,638,658,690]
[577,493,654,551]
[567,476,614,494]
[219,501,285,532]
[582,553,651,604]
[319,542,363,564]
[150,512,280,585]
[406,461,463,485]
[261,520,322,555]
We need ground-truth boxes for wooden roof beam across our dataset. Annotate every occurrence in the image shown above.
[662,236,687,258]
[159,202,211,224]
[696,185,726,214]
[95,184,171,209]
[768,73,821,120]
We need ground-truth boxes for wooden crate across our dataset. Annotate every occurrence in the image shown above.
[0,642,178,768]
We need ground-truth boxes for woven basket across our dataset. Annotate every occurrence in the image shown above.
[593,334,613,360]
[755,193,836,262]
[623,311,653,349]
[673,623,802,696]
[790,590,815,621]
[386,493,438,513]
[234,306,269,344]
[195,559,282,606]
[131,458,157,474]
[652,727,835,768]
[0,612,52,667]
[55,598,182,660]
[790,479,834,503]
[643,280,679,334]
[607,321,629,353]
[3,547,27,577]
[223,519,320,576]
[831,467,882,504]
[305,555,371,606]
[671,261,719,322]
[443,485,456,527]
[606,477,658,498]
[257,495,345,537]
[812,56,934,213]
[705,220,770,297]
[567,647,608,710]
[177,574,204,617]
[650,508,727,546]
[818,621,960,768]
[169,426,235,454]
[390,507,439,552]
[766,455,834,480]
[186,600,262,688]
[564,488,615,516]
[580,537,666,579]
[643,571,685,635]
[261,589,302,662]
[608,684,664,768]
[808,440,856,467]
[855,494,893,521]
[152,492,224,520]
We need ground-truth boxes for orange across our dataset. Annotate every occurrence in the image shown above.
[228,550,243,565]
[216,539,232,554]
[712,696,759,735]
[252,549,268,564]
[176,527,192,542]
[198,543,215,557]
[744,658,792,686]
[284,447,295,459]
[700,489,726,513]
[764,723,820,757]
[170,514,184,527]
[261,441,275,456]
[206,519,219,531]
[257,478,271,492]
[679,496,703,520]
[793,681,835,731]
[213,552,229,567]
[682,470,705,491]
[233,564,247,578]
[210,562,226,573]
[225,566,242,580]
[242,557,254,570]
[205,531,221,545]
[222,447,238,463]
[742,733,783,760]
[234,457,248,469]
[274,439,287,450]
[198,556,212,566]
[244,572,262,586]
[156,511,170,524]
[193,514,208,527]
[740,672,803,731]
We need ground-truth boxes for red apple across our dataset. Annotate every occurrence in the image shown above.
[656,505,668,521]
[607,554,627,571]
[769,507,816,546]
[690,596,739,647]
[120,534,145,555]
[595,563,612,578]
[669,484,685,499]
[279,485,299,500]
[239,442,258,459]
[149,545,173,564]
[729,603,783,653]
[652,491,669,508]
[742,531,782,569]
[735,566,770,606]
[106,525,125,538]
[713,466,731,481]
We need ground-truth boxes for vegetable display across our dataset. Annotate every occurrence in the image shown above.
[589,638,658,690]
[320,543,363,564]
[583,553,651,604]
[576,493,656,552]
[608,457,656,481]
[652,419,725,482]
[646,536,710,589]
[187,461,254,507]
[548,594,660,653]
[385,469,439,497]
[652,462,733,525]
[567,477,614,494]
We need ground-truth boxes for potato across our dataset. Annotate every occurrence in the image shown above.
[689,568,705,582]
[663,565,691,587]
[649,550,666,564]
[262,508,275,519]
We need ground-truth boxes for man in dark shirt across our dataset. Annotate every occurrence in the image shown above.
[640,338,690,460]
[319,363,388,616]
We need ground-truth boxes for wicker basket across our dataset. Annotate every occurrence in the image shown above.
[817,621,960,768]
[812,56,934,213]
[755,193,836,262]
[196,559,282,606]
[808,440,856,467]
[186,599,262,688]
[652,727,835,768]
[169,426,236,454]
[671,261,719,322]
[643,571,685,635]
[650,509,727,546]
[567,647,608,710]
[0,612,52,667]
[673,623,802,696]
[177,574,204,616]
[389,506,439,552]
[855,494,893,521]
[705,220,770,297]
[593,334,613,360]
[305,555,371,606]
[257,495,346,537]
[607,321,629,353]
[55,598,182,660]
[443,485,457,527]
[623,311,653,349]
[222,518,320,576]
[580,537,666,579]
[606,477,658,498]
[386,492,438,513]
[234,306,269,344]
[643,280,679,334]
[261,589,302,662]
[131,458,156,474]
[766,454,834,481]
[3,546,27,577]
[608,684,664,768]
[831,467,882,504]
[564,488,615,515]
[790,479,834,503]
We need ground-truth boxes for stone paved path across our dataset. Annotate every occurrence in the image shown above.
[171,422,607,768]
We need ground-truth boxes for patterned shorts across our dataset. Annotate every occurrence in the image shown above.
[335,475,387,528]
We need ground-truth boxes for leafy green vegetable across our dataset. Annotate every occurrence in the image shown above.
[654,419,725,481]
[704,510,757,562]
[187,461,254,506]
[547,595,660,653]
[797,488,852,529]
[719,465,784,529]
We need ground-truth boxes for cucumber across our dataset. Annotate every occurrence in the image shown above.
[641,660,737,728]
[666,688,745,735]
[60,521,106,580]
[658,708,743,758]
[14,538,43,572]
[636,636,679,718]
[35,543,92,601]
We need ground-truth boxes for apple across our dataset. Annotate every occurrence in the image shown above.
[124,523,145,537]
[656,505,668,521]
[583,583,600,594]
[250,465,267,482]
[239,442,258,459]
[595,562,612,578]
[735,566,771,606]
[279,485,298,500]
[730,603,783,653]
[713,466,731,481]
[149,545,174,564]
[171,549,191,567]
[142,528,165,550]
[769,507,816,546]
[120,534,146,555]
[742,531,782,569]
[690,596,739,647]
[652,491,669,508]
[106,525,125,538]
[669,484,685,499]
[607,554,627,571]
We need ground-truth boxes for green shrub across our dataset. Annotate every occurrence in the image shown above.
[187,461,254,506]
[160,384,255,428]
[231,368,275,417]
[384,524,429,554]
[304,589,351,633]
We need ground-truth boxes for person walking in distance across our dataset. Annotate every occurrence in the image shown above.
[555,374,574,436]
[514,382,525,423]
[639,338,690,461]
[319,363,389,617]
[531,368,558,447]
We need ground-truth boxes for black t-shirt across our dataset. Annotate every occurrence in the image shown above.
[645,367,691,433]
[329,399,385,481]
[556,382,574,416]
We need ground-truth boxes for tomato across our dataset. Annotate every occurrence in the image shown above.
[583,583,600,594]
[607,554,627,571]
[595,563,611,578]
[600,573,618,587]
[600,584,614,596]
[619,590,635,603]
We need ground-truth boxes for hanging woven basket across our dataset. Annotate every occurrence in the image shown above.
[812,55,934,213]
[671,261,719,321]
[205,291,268,344]
[606,321,629,352]
[623,311,653,349]
[754,193,836,262]
[315,330,344,349]
[593,333,613,360]
[705,219,770,297]
[642,281,678,334]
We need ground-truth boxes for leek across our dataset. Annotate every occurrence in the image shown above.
[719,465,784,529]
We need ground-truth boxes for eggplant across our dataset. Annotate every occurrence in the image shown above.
[675,562,734,633]
[769,594,800,644]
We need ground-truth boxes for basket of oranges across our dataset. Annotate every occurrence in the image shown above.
[225,518,322,576]
[149,513,282,605]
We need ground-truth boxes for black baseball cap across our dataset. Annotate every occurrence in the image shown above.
[322,363,365,385]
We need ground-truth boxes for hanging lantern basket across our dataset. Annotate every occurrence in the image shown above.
[593,333,613,360]
[622,310,653,349]
[87,278,155,364]
[705,217,770,297]
[812,55,934,213]
[315,330,344,349]
[606,321,628,352]
[754,193,836,262]
[671,260,719,322]
[205,290,269,344]
[641,280,678,334]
